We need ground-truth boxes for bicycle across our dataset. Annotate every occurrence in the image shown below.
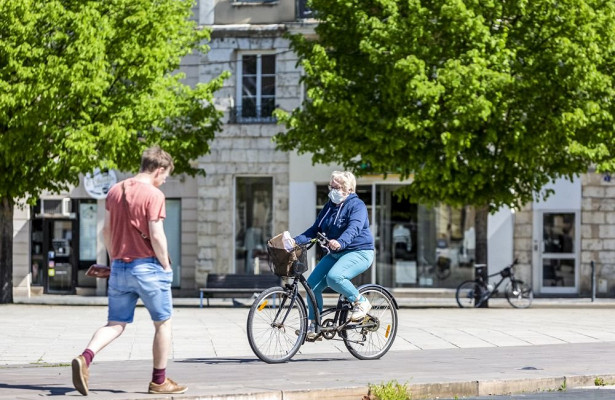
[455,259,534,309]
[246,232,399,363]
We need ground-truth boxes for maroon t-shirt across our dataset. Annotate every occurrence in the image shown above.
[105,178,166,260]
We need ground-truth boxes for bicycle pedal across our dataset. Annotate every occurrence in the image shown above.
[305,335,322,342]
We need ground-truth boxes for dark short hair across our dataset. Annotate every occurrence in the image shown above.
[140,146,174,174]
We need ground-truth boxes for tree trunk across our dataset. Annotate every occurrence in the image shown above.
[0,196,14,304]
[475,205,489,308]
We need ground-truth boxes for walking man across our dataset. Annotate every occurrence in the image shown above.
[72,146,186,395]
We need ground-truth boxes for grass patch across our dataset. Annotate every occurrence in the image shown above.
[368,380,411,400]
[30,361,71,367]
[558,379,567,392]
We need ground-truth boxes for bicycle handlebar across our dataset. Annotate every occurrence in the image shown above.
[309,232,330,254]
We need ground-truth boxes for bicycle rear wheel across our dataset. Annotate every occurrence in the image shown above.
[505,279,533,309]
[246,286,307,363]
[342,286,398,360]
[456,280,486,308]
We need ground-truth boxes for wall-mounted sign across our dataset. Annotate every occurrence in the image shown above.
[84,169,117,199]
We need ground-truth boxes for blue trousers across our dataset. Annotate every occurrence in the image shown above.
[306,249,374,320]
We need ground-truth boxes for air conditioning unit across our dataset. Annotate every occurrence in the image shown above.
[61,198,72,217]
[38,198,73,217]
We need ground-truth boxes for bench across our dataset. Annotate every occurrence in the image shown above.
[199,273,281,307]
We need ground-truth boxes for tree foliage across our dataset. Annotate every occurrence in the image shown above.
[276,0,615,211]
[0,0,228,303]
[0,0,228,202]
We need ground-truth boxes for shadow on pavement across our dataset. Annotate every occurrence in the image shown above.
[177,357,262,364]
[0,383,74,396]
[177,356,346,364]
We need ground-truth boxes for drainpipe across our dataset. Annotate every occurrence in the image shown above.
[591,260,596,302]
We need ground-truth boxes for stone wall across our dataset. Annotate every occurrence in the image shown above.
[12,205,30,297]
[581,172,615,296]
[512,203,533,285]
[194,29,299,285]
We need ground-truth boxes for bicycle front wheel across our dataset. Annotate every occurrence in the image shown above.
[342,286,398,360]
[505,279,533,309]
[246,286,307,363]
[456,280,486,308]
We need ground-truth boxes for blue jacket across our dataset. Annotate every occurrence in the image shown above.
[294,193,374,251]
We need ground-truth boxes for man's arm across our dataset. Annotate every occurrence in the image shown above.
[149,219,171,270]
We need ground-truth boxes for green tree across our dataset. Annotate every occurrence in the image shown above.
[0,0,228,303]
[276,0,615,301]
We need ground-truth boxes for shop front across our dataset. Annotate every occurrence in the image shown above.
[30,199,101,295]
[19,169,192,298]
[312,183,477,290]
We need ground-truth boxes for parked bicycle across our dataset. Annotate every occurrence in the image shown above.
[246,232,399,363]
[455,259,533,309]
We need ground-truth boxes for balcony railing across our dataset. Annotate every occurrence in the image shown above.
[229,106,277,124]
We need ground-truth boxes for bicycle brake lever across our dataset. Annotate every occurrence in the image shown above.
[318,239,330,254]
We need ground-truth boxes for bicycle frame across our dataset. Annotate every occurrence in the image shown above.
[271,273,397,343]
[475,265,515,305]
[284,273,334,339]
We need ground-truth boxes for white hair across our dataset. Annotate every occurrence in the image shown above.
[331,171,356,193]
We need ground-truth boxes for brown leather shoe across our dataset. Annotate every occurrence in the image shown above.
[71,355,89,396]
[148,377,188,394]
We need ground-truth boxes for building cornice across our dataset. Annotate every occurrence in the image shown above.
[205,21,317,38]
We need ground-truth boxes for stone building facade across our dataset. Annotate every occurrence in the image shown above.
[9,0,615,300]
[580,172,615,295]
[192,23,308,285]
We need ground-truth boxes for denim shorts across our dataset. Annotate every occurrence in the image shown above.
[108,257,173,323]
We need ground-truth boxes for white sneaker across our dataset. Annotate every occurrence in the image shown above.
[305,322,321,341]
[296,322,321,341]
[350,297,372,321]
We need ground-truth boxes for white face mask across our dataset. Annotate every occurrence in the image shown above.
[328,189,347,204]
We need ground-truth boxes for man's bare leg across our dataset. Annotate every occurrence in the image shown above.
[86,321,126,353]
[153,318,172,369]
[72,321,126,396]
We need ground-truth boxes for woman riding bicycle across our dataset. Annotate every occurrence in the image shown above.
[294,171,375,340]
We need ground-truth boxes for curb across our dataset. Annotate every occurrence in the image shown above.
[407,374,615,399]
[136,387,369,400]
[158,374,615,400]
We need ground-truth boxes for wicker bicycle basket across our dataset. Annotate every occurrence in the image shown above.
[267,243,308,277]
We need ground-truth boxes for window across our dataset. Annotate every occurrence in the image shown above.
[233,54,276,123]
[235,177,273,273]
[78,200,98,288]
[31,219,44,286]
[165,199,182,288]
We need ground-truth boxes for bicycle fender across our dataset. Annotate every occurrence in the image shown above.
[356,284,400,309]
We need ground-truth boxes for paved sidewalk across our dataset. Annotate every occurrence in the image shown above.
[1,303,615,399]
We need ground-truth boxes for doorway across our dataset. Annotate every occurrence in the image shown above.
[535,211,579,294]
[234,177,273,274]
[31,218,77,294]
